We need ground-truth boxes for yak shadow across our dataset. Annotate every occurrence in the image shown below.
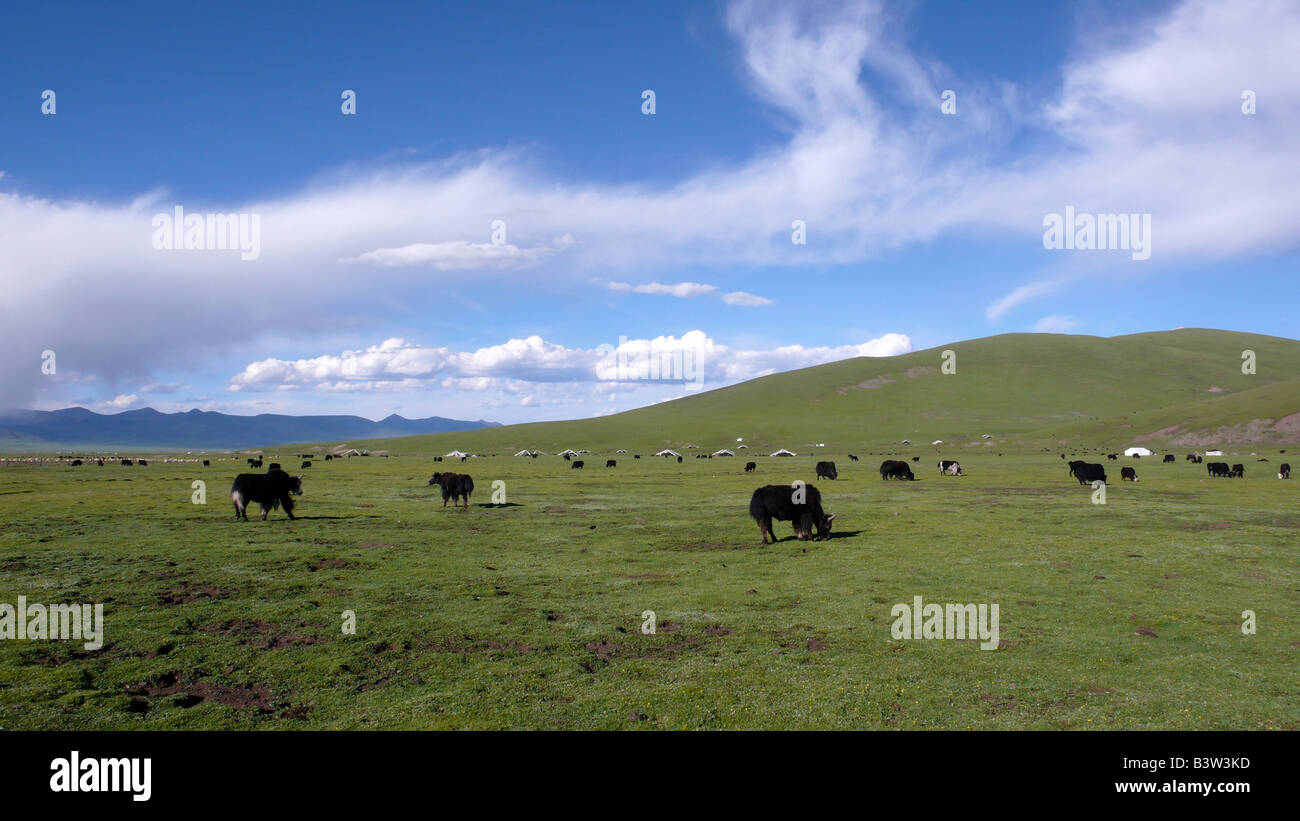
[475,502,523,508]
[773,529,863,542]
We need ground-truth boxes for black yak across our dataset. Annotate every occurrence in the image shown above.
[231,469,302,521]
[879,460,915,480]
[748,483,835,544]
[429,472,474,508]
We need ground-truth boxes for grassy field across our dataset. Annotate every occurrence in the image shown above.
[1,446,1295,729]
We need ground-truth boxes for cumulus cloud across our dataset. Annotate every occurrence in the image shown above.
[228,330,913,392]
[99,394,140,410]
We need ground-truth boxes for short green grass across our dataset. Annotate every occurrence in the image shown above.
[1,448,1295,729]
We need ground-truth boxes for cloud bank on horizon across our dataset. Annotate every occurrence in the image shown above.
[2,0,1296,423]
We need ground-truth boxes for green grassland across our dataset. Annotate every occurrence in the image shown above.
[0,328,1296,729]
[324,328,1300,458]
[0,448,1295,729]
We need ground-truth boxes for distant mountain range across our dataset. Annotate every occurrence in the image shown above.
[0,407,500,451]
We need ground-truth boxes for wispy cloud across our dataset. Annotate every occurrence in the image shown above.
[607,281,718,298]
[607,281,774,306]
[1033,315,1081,334]
[342,234,574,269]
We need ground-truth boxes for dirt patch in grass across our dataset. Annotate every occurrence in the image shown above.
[158,583,232,605]
[424,634,533,654]
[582,632,714,667]
[1179,521,1232,531]
[197,619,323,649]
[310,558,358,571]
[124,671,275,712]
[24,644,113,667]
[838,376,896,394]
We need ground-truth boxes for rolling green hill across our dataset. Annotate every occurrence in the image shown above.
[290,329,1300,455]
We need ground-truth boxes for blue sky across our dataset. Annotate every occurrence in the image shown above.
[1,0,1295,423]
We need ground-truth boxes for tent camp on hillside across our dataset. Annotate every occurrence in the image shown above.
[712,449,735,457]
[1124,447,1154,457]
[513,449,537,457]
[445,450,470,459]
[770,448,796,457]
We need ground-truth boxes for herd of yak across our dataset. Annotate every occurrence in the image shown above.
[60,445,1293,540]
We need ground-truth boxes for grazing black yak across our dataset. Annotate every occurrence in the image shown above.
[748,484,835,544]
[429,472,474,508]
[231,469,302,521]
[879,460,915,480]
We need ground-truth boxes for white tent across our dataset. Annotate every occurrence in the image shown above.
[712,449,735,457]
[981,434,992,439]
[1124,447,1154,457]
[557,449,580,458]
[770,448,797,457]
[1205,449,1223,456]
[513,449,535,457]
[931,440,944,445]
[445,450,469,458]
[901,440,911,445]
[736,444,748,449]
[615,449,627,453]
[654,449,681,457]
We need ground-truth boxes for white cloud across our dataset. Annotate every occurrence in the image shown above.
[342,234,574,270]
[1033,315,1081,334]
[2,0,1296,406]
[99,394,140,410]
[721,290,774,306]
[228,330,913,393]
[608,281,774,306]
[608,281,719,298]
